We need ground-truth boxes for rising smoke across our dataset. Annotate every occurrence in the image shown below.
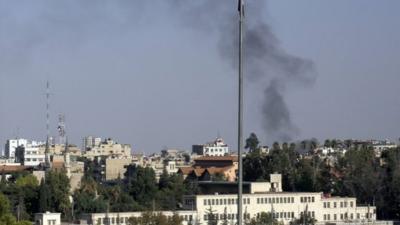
[172,0,316,142]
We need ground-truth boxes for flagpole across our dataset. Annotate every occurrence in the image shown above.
[237,1,244,225]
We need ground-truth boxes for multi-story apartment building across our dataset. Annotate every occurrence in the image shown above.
[81,174,377,225]
[192,137,229,157]
[5,139,28,160]
[14,143,45,166]
[83,138,131,159]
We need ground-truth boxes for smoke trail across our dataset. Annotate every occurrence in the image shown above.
[173,1,316,141]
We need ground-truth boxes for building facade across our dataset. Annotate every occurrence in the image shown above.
[192,138,229,157]
[81,174,377,225]
[14,144,45,166]
[83,138,131,159]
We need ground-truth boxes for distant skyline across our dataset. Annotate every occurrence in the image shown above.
[1,1,399,153]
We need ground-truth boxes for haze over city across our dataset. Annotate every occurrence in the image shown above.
[1,0,399,153]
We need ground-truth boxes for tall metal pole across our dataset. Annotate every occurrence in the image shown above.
[237,1,244,225]
[45,80,51,170]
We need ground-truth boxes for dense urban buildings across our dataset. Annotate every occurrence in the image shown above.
[1,136,399,225]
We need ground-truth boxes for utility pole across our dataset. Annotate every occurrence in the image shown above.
[237,1,245,225]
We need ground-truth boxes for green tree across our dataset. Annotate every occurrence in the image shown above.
[247,212,279,225]
[245,133,260,152]
[0,193,30,225]
[157,171,186,210]
[128,212,182,225]
[291,213,316,225]
[43,171,71,218]
[206,207,218,225]
[73,177,108,216]
[125,165,158,209]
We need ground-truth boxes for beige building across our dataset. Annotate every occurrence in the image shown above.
[38,144,81,157]
[83,138,131,159]
[105,157,132,180]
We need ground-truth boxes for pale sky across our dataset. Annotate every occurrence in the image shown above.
[1,1,399,153]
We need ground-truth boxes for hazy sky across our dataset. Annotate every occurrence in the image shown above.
[1,1,399,153]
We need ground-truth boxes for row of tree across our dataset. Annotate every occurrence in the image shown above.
[243,133,400,220]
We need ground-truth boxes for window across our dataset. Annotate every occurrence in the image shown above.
[334,214,337,220]
[350,201,354,207]
[324,215,327,221]
[324,202,327,208]
[340,202,343,208]
[257,198,260,204]
[224,199,227,205]
[327,202,330,208]
[312,197,315,202]
[212,199,215,205]
[261,198,264,204]
[334,202,337,208]
[327,214,330,220]
[204,215,208,220]
[291,197,294,203]
[204,199,207,205]
[300,197,303,203]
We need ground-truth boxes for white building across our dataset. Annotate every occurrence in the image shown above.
[371,140,397,157]
[81,174,378,225]
[15,143,45,166]
[192,138,229,157]
[34,212,61,225]
[4,139,28,160]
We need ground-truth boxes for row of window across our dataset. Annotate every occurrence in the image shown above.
[258,212,296,219]
[323,212,372,221]
[256,197,295,204]
[203,198,251,206]
[300,196,315,203]
[205,148,227,153]
[300,211,316,218]
[204,213,250,221]
[205,211,311,221]
[204,196,317,206]
[25,158,44,162]
[323,201,354,208]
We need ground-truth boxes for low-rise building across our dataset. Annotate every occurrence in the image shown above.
[81,174,378,225]
[178,156,238,182]
[192,138,229,157]
[34,212,61,225]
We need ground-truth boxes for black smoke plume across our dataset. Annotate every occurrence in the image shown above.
[173,1,316,142]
